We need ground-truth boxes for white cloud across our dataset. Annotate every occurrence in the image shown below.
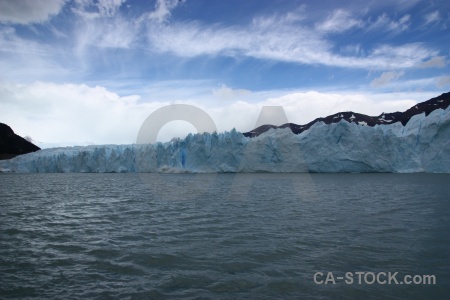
[143,0,182,24]
[370,71,405,87]
[0,1,440,80]
[73,0,126,18]
[0,27,73,81]
[315,9,363,33]
[0,1,136,81]
[424,11,440,25]
[72,0,135,50]
[0,0,65,24]
[1,81,431,146]
[144,11,434,70]
[72,0,180,54]
[368,13,411,33]
[0,81,152,145]
[97,0,126,17]
[261,91,418,125]
[75,16,137,50]
[365,44,435,69]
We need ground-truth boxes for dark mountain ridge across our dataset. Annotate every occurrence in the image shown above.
[0,123,40,160]
[244,92,450,137]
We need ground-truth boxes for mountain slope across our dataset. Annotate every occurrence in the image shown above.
[244,92,450,137]
[0,123,41,160]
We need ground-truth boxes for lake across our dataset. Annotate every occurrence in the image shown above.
[0,173,449,299]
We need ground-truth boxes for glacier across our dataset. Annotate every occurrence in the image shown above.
[1,106,449,173]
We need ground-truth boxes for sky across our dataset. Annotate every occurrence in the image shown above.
[0,0,449,146]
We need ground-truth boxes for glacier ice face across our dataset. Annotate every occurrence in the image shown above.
[1,106,449,173]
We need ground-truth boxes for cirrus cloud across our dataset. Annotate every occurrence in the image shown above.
[145,16,436,70]
[315,9,363,33]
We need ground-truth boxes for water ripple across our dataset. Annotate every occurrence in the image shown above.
[1,173,449,299]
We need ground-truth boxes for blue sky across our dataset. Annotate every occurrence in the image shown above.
[0,0,449,146]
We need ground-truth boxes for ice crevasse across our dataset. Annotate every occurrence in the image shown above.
[1,106,449,173]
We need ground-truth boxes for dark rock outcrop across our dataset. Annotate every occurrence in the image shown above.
[244,92,450,137]
[0,123,40,160]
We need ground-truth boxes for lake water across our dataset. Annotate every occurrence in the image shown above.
[0,173,449,299]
